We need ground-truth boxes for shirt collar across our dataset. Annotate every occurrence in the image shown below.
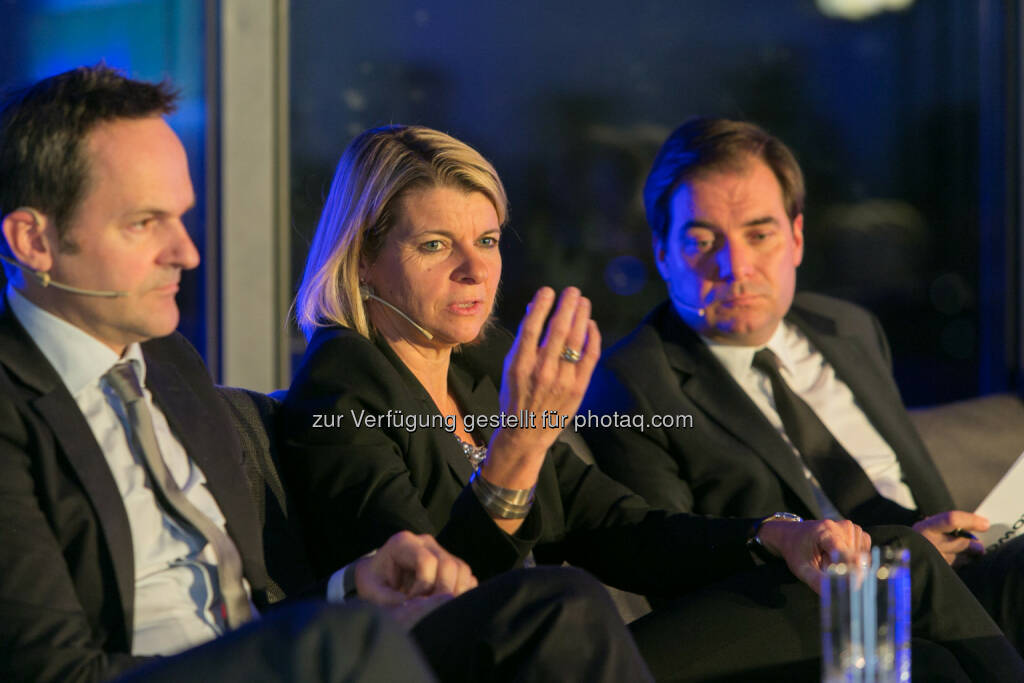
[6,285,146,396]
[766,320,811,376]
[702,321,791,376]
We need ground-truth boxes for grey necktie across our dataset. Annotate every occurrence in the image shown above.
[104,361,252,630]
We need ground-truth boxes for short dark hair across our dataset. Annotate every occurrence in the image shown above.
[0,64,178,248]
[643,117,805,244]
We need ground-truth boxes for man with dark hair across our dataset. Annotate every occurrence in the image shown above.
[582,116,1024,653]
[0,65,652,682]
[0,64,178,248]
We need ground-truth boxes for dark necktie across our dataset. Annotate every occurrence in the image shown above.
[751,348,881,519]
[104,362,252,629]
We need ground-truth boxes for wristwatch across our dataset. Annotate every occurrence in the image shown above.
[746,512,803,561]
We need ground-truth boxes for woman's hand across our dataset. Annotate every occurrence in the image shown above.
[480,286,600,503]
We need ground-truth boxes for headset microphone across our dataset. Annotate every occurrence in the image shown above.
[359,283,434,341]
[1,206,128,297]
[674,300,706,318]
[0,253,129,298]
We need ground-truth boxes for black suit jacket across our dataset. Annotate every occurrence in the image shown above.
[281,325,758,599]
[0,298,271,683]
[581,293,954,527]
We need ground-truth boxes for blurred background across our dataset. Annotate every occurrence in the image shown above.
[0,0,1019,406]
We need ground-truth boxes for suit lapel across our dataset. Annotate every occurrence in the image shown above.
[143,354,265,582]
[372,336,478,486]
[788,308,902,439]
[788,305,950,514]
[656,306,824,517]
[0,302,136,638]
[34,393,137,631]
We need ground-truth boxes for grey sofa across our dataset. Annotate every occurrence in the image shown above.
[907,393,1024,511]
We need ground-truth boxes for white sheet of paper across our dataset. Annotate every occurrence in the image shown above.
[974,450,1024,551]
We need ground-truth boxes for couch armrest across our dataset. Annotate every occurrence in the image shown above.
[217,385,315,602]
[908,393,1024,511]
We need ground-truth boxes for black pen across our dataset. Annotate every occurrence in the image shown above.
[947,528,978,540]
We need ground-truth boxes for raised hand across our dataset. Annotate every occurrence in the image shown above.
[482,286,600,493]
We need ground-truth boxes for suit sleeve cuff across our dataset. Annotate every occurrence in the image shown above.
[326,550,376,603]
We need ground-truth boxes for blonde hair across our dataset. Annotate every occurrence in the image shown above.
[295,125,508,340]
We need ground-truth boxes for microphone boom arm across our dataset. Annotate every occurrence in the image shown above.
[0,253,127,298]
[360,285,434,340]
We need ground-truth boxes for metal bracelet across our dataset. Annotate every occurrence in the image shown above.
[470,469,535,519]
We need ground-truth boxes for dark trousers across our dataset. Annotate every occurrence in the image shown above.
[116,600,433,682]
[957,533,1024,656]
[116,566,651,682]
[628,526,1024,682]
[412,566,653,683]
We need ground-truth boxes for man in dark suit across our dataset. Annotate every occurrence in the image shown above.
[581,116,1024,651]
[0,65,652,682]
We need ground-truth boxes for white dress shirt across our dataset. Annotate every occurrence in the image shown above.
[703,320,917,519]
[8,287,243,655]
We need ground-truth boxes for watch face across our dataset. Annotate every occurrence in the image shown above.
[772,512,803,523]
[750,512,802,548]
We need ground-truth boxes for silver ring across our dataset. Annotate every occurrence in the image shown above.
[560,346,582,363]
